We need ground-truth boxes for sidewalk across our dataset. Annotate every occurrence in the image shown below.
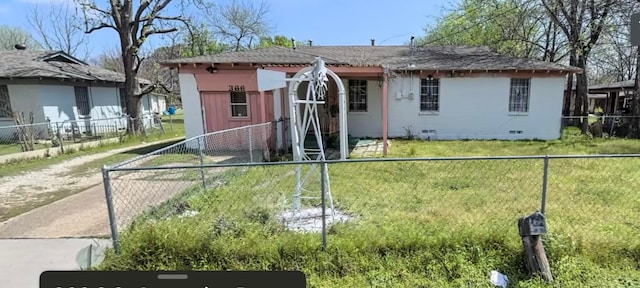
[0,238,112,288]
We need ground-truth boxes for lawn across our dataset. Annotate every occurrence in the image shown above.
[97,128,640,287]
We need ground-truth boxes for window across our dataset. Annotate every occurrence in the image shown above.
[119,88,127,113]
[74,86,91,116]
[420,78,439,112]
[230,91,248,117]
[348,79,367,112]
[509,78,530,113]
[0,85,12,118]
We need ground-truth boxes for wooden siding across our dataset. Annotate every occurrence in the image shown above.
[201,91,274,133]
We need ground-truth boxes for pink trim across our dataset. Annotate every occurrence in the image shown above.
[382,73,388,156]
[259,91,266,123]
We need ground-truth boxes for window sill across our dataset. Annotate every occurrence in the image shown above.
[348,111,368,115]
[230,117,251,121]
[508,113,529,116]
[419,112,439,116]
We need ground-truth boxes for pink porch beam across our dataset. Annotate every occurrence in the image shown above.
[259,91,266,123]
[382,73,388,156]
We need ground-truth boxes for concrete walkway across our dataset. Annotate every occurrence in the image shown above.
[350,140,390,157]
[0,238,112,288]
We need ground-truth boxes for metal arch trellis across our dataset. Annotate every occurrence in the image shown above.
[287,57,345,218]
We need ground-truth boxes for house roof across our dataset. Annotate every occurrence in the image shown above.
[0,49,151,84]
[588,80,634,91]
[162,45,582,73]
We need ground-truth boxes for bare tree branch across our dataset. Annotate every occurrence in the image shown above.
[27,0,90,59]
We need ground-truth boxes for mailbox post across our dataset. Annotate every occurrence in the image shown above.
[517,211,553,282]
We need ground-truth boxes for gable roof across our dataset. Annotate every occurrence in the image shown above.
[162,45,581,73]
[0,49,151,84]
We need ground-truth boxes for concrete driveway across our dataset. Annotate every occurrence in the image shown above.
[0,238,112,288]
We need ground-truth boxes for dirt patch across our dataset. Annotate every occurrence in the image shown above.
[0,140,180,228]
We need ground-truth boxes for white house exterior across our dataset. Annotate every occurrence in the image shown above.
[0,49,168,132]
[162,44,580,154]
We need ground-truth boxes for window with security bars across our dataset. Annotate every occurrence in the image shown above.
[509,78,530,113]
[0,85,12,118]
[420,78,439,112]
[75,86,90,116]
[119,88,127,114]
[348,79,367,112]
[230,91,249,117]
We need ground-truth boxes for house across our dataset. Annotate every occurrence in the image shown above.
[161,43,581,156]
[0,46,168,134]
[586,80,634,115]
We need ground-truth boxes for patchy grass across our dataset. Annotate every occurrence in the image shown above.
[385,127,640,158]
[98,130,640,287]
[0,142,51,156]
[0,111,186,178]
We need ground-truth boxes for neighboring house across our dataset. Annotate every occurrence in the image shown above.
[161,44,580,155]
[585,80,634,115]
[0,46,167,132]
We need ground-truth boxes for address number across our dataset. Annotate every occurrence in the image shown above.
[229,85,245,91]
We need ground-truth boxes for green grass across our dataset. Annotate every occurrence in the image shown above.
[0,142,51,155]
[386,126,640,158]
[97,128,640,287]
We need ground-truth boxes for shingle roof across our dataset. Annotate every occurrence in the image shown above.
[162,45,581,72]
[0,49,150,84]
[588,80,634,91]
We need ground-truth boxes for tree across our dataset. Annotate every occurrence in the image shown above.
[0,26,40,50]
[540,0,617,133]
[179,23,228,57]
[76,0,192,133]
[259,35,293,48]
[211,0,272,51]
[588,1,640,84]
[27,0,90,59]
[418,0,567,60]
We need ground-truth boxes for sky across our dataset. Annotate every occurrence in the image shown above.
[0,0,458,59]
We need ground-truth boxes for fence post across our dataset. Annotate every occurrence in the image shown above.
[55,122,64,154]
[248,128,254,162]
[101,166,120,254]
[198,137,207,190]
[320,160,327,251]
[541,155,549,215]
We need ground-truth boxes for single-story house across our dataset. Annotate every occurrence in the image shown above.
[586,80,634,114]
[161,43,581,156]
[0,46,168,133]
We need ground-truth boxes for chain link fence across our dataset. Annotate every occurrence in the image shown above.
[103,121,278,246]
[0,114,162,157]
[103,146,640,255]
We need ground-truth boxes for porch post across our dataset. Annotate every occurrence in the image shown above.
[382,72,389,156]
[259,91,266,123]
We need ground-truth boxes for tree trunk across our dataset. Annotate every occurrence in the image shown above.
[630,47,640,138]
[120,31,144,135]
[574,55,589,134]
[563,52,577,117]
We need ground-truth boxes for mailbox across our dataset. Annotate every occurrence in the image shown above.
[518,211,547,237]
